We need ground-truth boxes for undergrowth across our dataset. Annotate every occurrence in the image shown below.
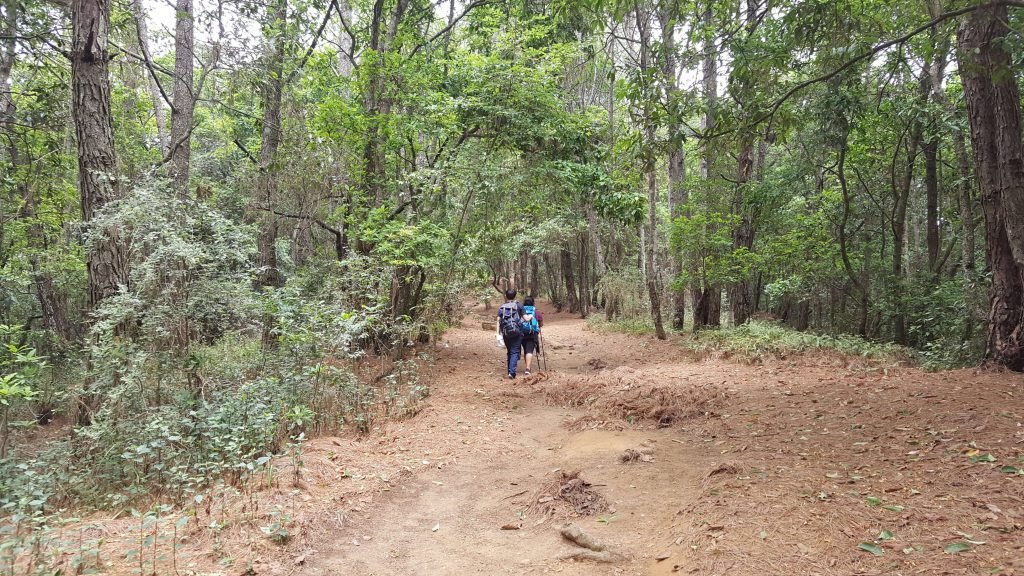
[590,315,911,365]
[586,316,655,335]
[684,321,911,364]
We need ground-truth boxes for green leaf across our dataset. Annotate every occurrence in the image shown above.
[865,496,882,506]
[969,453,996,463]
[882,505,904,512]
[944,542,972,554]
[857,542,884,555]
[877,530,894,541]
[999,465,1022,475]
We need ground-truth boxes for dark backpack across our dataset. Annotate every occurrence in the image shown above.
[497,302,522,336]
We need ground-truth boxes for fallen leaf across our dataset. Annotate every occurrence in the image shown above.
[655,552,672,561]
[857,542,884,556]
[943,542,971,554]
[432,522,440,532]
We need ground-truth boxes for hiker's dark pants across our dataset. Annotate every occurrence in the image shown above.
[503,333,522,376]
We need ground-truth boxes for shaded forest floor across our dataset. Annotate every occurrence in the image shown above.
[45,303,1024,575]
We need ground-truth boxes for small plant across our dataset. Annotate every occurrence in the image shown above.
[260,509,291,544]
[0,325,45,460]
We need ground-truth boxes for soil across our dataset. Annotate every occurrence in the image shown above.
[22,303,1024,575]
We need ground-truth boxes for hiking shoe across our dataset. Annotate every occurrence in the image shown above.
[508,373,515,379]
[524,370,532,376]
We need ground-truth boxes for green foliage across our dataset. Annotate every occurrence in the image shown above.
[683,320,909,364]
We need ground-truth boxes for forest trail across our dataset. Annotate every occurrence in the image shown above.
[285,303,1023,576]
[304,304,709,575]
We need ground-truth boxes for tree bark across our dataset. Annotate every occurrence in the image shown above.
[168,0,195,197]
[72,0,127,309]
[693,0,720,330]
[561,247,579,313]
[923,137,940,272]
[255,0,287,290]
[957,4,1024,371]
[635,4,666,340]
[658,4,686,332]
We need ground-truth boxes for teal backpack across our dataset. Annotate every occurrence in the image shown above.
[520,305,540,335]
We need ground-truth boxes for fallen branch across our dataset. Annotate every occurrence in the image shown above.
[559,523,606,552]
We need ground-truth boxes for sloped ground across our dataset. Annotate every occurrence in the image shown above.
[14,304,1023,575]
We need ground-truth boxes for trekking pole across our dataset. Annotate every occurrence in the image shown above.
[540,332,549,372]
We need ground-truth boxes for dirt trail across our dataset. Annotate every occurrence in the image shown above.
[305,306,706,575]
[282,305,1024,576]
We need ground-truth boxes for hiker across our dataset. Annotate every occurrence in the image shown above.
[495,289,525,379]
[520,296,543,375]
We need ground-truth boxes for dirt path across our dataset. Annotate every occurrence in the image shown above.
[304,306,706,575]
[276,305,1024,576]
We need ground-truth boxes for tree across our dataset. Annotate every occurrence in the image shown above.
[957,2,1024,370]
[71,0,126,310]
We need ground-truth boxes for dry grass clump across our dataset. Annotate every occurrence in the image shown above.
[539,367,722,427]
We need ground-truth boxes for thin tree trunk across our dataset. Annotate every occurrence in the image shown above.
[168,0,195,197]
[130,0,168,151]
[730,133,756,326]
[658,4,686,332]
[561,248,579,313]
[892,89,925,345]
[635,5,666,340]
[923,138,940,272]
[693,0,720,330]
[958,4,1024,371]
[255,0,287,290]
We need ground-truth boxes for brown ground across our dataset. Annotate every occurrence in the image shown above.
[21,304,1024,575]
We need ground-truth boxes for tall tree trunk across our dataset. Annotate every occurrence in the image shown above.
[72,0,128,423]
[923,138,940,271]
[658,4,686,332]
[693,0,720,330]
[168,0,195,197]
[958,4,1024,371]
[561,248,579,313]
[255,0,287,290]
[72,0,126,308]
[129,0,168,152]
[730,133,756,326]
[891,86,925,345]
[635,5,666,340]
[530,255,540,297]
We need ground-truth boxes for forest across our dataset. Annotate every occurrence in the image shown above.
[1,0,1024,572]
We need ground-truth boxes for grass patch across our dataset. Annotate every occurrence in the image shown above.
[684,321,911,363]
[586,316,656,335]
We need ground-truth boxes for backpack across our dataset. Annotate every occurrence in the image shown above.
[497,302,523,336]
[520,305,540,335]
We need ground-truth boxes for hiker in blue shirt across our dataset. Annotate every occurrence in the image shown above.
[520,296,542,375]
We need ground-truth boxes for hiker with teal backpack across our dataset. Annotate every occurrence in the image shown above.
[495,289,525,379]
[520,296,542,375]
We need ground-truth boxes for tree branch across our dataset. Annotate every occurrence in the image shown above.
[700,0,1024,140]
[286,0,339,84]
[408,0,490,58]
